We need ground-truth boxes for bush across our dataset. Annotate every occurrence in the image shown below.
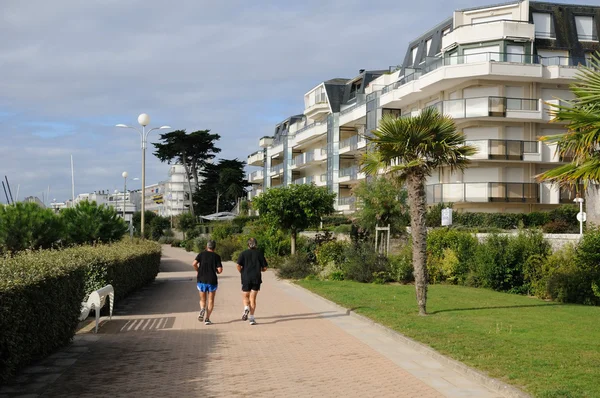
[177,212,197,237]
[315,240,350,268]
[426,228,478,284]
[0,202,63,254]
[0,240,160,383]
[211,222,242,241]
[388,243,413,283]
[183,239,194,252]
[321,215,351,227]
[171,239,182,247]
[276,253,316,279]
[193,237,209,253]
[341,242,390,283]
[474,231,551,293]
[333,224,352,234]
[524,212,551,227]
[150,217,171,241]
[61,201,128,246]
[542,220,572,234]
[215,236,240,261]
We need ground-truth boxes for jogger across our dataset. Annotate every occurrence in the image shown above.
[192,240,223,325]
[236,237,268,325]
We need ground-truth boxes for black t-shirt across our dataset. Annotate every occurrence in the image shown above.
[237,249,268,284]
[195,251,223,285]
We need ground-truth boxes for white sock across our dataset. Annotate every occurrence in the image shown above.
[244,306,249,311]
[249,315,255,320]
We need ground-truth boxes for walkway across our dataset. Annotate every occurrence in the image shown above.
[1,245,510,398]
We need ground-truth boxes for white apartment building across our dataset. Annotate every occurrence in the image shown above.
[145,164,194,217]
[248,0,600,214]
[72,190,141,224]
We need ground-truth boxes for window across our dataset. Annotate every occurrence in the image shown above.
[425,39,432,57]
[442,27,451,36]
[506,44,525,63]
[575,16,597,41]
[382,108,401,118]
[463,45,500,63]
[411,46,418,65]
[532,13,554,38]
[537,49,569,66]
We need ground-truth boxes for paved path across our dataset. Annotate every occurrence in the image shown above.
[1,245,509,398]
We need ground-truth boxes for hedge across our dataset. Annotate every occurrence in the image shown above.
[0,240,161,383]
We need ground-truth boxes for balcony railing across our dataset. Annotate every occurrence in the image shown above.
[339,166,359,178]
[340,97,366,115]
[270,164,284,174]
[292,153,305,167]
[559,185,584,204]
[466,139,539,160]
[249,170,263,180]
[338,196,356,206]
[427,182,540,203]
[293,176,315,185]
[380,52,595,98]
[339,135,365,151]
[424,96,538,119]
[320,174,327,182]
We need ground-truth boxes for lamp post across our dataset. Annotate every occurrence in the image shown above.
[116,114,171,237]
[574,195,585,236]
[122,171,128,221]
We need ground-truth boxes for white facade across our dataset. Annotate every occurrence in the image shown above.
[145,164,194,217]
[247,0,600,214]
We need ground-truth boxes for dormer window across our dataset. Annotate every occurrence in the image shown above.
[532,12,554,39]
[575,16,597,41]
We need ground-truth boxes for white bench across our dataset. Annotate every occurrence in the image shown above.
[79,285,114,333]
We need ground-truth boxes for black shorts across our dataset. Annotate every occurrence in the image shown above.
[242,282,261,292]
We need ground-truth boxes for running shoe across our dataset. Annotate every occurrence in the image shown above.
[198,308,206,322]
[242,308,249,321]
[204,319,212,325]
[249,318,256,326]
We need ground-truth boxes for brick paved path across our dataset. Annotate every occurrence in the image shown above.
[1,246,509,398]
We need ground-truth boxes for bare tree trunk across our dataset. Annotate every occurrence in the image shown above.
[586,184,600,228]
[291,230,297,255]
[406,173,428,316]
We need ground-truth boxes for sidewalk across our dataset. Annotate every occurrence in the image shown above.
[1,245,512,398]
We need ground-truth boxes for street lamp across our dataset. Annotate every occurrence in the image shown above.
[116,114,171,237]
[574,195,585,236]
[122,171,128,220]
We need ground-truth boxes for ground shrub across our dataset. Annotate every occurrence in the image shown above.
[333,224,352,234]
[210,222,241,241]
[426,228,478,284]
[0,240,160,383]
[170,239,182,248]
[388,243,413,283]
[215,236,240,261]
[542,220,572,234]
[61,201,128,246]
[193,237,209,253]
[0,202,63,254]
[342,242,390,283]
[321,215,351,227]
[276,252,315,279]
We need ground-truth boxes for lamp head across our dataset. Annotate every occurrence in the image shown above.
[122,171,128,179]
[138,113,150,126]
[159,125,171,130]
[115,124,129,128]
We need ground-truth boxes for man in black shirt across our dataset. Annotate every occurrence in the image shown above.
[193,240,223,325]
[236,237,268,325]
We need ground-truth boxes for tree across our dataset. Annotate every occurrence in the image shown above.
[153,129,221,216]
[253,184,336,254]
[150,216,171,241]
[353,176,410,235]
[132,210,158,239]
[60,201,127,246]
[361,108,476,315]
[539,52,600,226]
[0,202,63,254]
[195,159,249,215]
[177,212,197,239]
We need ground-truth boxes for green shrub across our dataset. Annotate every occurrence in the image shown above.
[150,217,171,241]
[321,215,351,227]
[211,222,242,241]
[426,228,478,284]
[183,239,194,252]
[215,236,240,261]
[171,239,182,248]
[388,243,413,283]
[341,242,390,283]
[333,224,352,234]
[276,253,315,279]
[542,220,573,234]
[549,205,578,224]
[0,241,160,383]
[0,202,63,254]
[474,231,551,293]
[177,212,197,237]
[61,201,127,246]
[158,236,175,244]
[315,241,350,268]
[193,237,209,253]
[524,212,551,227]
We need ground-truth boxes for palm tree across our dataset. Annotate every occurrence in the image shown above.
[539,52,600,224]
[361,107,476,315]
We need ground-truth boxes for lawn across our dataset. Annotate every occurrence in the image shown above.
[296,280,600,398]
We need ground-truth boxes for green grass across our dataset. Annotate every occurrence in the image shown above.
[297,280,600,398]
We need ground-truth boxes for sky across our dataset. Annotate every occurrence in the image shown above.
[1,0,598,204]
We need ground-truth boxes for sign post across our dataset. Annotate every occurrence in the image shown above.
[441,207,453,227]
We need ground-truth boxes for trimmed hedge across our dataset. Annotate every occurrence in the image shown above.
[0,240,161,383]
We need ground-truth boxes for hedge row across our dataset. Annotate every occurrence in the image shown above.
[0,240,161,383]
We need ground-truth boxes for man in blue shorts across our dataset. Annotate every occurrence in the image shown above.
[236,237,268,325]
[192,240,223,325]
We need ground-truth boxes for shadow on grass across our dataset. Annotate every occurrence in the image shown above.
[430,303,562,314]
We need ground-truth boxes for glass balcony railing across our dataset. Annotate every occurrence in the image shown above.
[380,52,595,97]
[249,170,263,180]
[466,139,539,160]
[339,166,359,178]
[423,96,538,119]
[338,196,356,206]
[427,182,540,204]
[339,135,365,150]
[270,164,284,174]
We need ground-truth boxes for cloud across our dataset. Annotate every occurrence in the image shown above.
[1,0,598,202]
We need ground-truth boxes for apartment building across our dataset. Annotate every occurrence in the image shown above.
[248,0,600,214]
[73,190,141,224]
[145,164,194,217]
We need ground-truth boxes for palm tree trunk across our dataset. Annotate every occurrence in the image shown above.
[406,173,428,316]
[585,184,600,227]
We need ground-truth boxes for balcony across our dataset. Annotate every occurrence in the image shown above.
[248,170,264,183]
[425,96,541,121]
[339,135,367,154]
[247,150,264,166]
[338,166,365,183]
[427,183,540,204]
[294,120,327,145]
[337,196,357,211]
[339,100,367,125]
[293,176,315,185]
[270,163,284,176]
[466,139,540,161]
[304,98,330,121]
[442,20,534,50]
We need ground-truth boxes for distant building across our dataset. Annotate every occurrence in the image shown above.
[73,190,141,225]
[23,196,46,208]
[145,164,194,217]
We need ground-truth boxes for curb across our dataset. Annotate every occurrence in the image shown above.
[285,280,531,398]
